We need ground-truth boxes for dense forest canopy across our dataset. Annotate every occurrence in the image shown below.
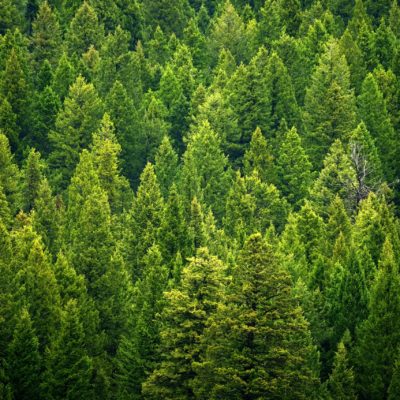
[0,0,400,398]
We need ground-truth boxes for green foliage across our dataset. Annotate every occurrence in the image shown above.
[49,75,103,190]
[193,234,320,399]
[142,248,228,399]
[1,2,400,399]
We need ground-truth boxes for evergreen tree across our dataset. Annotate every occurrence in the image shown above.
[142,248,228,399]
[42,299,95,400]
[277,127,313,208]
[31,1,61,67]
[115,245,168,399]
[154,135,179,198]
[243,127,276,184]
[303,39,357,169]
[124,163,164,281]
[193,233,320,399]
[21,148,44,212]
[357,73,398,181]
[65,1,104,58]
[90,113,132,214]
[355,237,400,399]
[49,75,103,190]
[326,332,357,400]
[0,132,20,213]
[309,139,357,217]
[180,120,231,220]
[7,308,41,400]
[51,52,76,101]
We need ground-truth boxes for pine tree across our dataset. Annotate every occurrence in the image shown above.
[105,80,138,183]
[1,48,30,148]
[69,185,114,297]
[21,148,44,212]
[267,51,300,135]
[180,120,231,220]
[51,52,76,101]
[0,132,20,213]
[277,127,313,208]
[31,1,61,67]
[159,184,190,264]
[142,248,228,399]
[303,39,357,169]
[357,73,398,181]
[243,127,276,184]
[355,237,400,399]
[90,113,132,214]
[309,139,357,217]
[31,85,60,156]
[0,97,19,153]
[42,299,95,400]
[124,163,164,281]
[154,135,179,198]
[115,245,168,399]
[7,308,41,400]
[326,332,357,400]
[49,75,103,190]
[142,0,192,37]
[65,1,104,58]
[193,233,320,399]
[12,232,61,351]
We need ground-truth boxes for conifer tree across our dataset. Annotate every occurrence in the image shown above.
[326,333,357,400]
[115,245,168,399]
[348,121,383,197]
[90,113,132,214]
[357,73,398,181]
[180,120,230,220]
[1,48,30,147]
[51,52,76,101]
[31,85,60,155]
[105,80,138,182]
[277,127,313,208]
[32,177,62,256]
[7,308,41,400]
[69,185,114,297]
[160,184,190,264]
[65,1,104,58]
[193,233,320,399]
[0,132,20,213]
[267,51,300,135]
[124,163,164,281]
[31,1,61,67]
[154,135,179,198]
[42,299,95,400]
[243,127,276,184]
[12,232,61,351]
[49,75,103,190]
[142,248,228,399]
[355,237,400,399]
[309,139,357,217]
[21,148,44,212]
[0,95,19,153]
[303,40,357,169]
[142,0,192,37]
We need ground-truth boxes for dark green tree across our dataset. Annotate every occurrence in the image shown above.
[193,233,320,399]
[7,308,41,400]
[49,75,103,190]
[303,39,357,169]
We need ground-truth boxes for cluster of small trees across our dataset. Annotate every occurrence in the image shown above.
[1,0,400,398]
